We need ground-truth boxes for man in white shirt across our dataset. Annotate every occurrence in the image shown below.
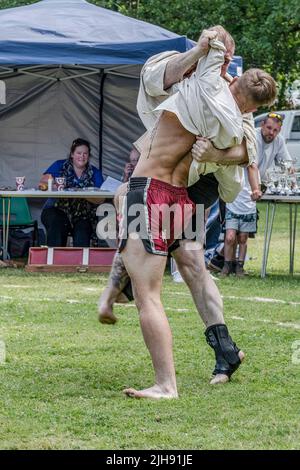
[256,112,292,179]
[221,112,293,276]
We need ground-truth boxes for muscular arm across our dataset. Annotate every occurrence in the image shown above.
[247,163,262,200]
[164,47,206,90]
[192,137,249,166]
[164,30,218,90]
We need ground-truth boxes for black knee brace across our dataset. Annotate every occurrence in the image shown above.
[205,324,241,378]
[122,280,134,301]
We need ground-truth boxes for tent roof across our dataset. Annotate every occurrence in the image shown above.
[0,0,191,65]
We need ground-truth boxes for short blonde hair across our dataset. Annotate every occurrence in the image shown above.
[208,25,235,52]
[237,68,277,106]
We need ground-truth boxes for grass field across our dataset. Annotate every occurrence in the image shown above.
[0,202,299,450]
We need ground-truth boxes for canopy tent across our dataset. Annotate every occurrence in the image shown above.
[0,0,242,188]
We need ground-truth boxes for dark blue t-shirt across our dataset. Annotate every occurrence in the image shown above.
[43,159,103,209]
[44,159,103,186]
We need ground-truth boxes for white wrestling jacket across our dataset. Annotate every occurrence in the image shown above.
[136,48,257,203]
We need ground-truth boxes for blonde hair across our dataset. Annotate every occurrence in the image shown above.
[208,25,235,52]
[237,68,277,106]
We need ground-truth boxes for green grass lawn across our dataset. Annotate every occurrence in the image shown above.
[0,202,299,450]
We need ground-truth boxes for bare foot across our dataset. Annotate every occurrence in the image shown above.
[99,311,118,324]
[123,385,178,399]
[98,301,118,324]
[115,292,130,303]
[97,287,119,324]
[98,307,118,324]
[210,350,245,385]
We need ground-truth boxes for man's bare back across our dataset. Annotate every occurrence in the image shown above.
[132,111,195,187]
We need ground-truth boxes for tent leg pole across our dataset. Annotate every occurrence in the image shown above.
[98,70,105,175]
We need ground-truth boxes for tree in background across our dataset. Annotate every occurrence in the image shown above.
[92,0,300,109]
[1,0,299,108]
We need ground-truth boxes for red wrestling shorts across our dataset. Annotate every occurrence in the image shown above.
[118,177,195,256]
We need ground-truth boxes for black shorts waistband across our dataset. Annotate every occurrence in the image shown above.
[128,177,187,195]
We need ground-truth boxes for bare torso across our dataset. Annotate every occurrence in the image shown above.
[132,111,195,187]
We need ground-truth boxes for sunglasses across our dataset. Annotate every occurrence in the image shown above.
[268,112,284,122]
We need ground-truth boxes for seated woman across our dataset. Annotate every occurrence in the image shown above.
[40,138,103,247]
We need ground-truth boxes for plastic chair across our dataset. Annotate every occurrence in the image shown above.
[0,197,39,247]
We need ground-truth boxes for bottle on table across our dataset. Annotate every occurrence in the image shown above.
[47,175,53,191]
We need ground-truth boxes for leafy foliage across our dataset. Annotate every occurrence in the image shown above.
[1,0,299,107]
[92,0,300,108]
[0,0,37,7]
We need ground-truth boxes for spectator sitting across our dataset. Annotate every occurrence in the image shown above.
[122,147,140,182]
[40,138,103,247]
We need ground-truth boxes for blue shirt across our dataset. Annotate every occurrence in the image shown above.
[43,159,103,209]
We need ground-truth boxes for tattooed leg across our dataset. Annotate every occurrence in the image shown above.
[98,252,131,324]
